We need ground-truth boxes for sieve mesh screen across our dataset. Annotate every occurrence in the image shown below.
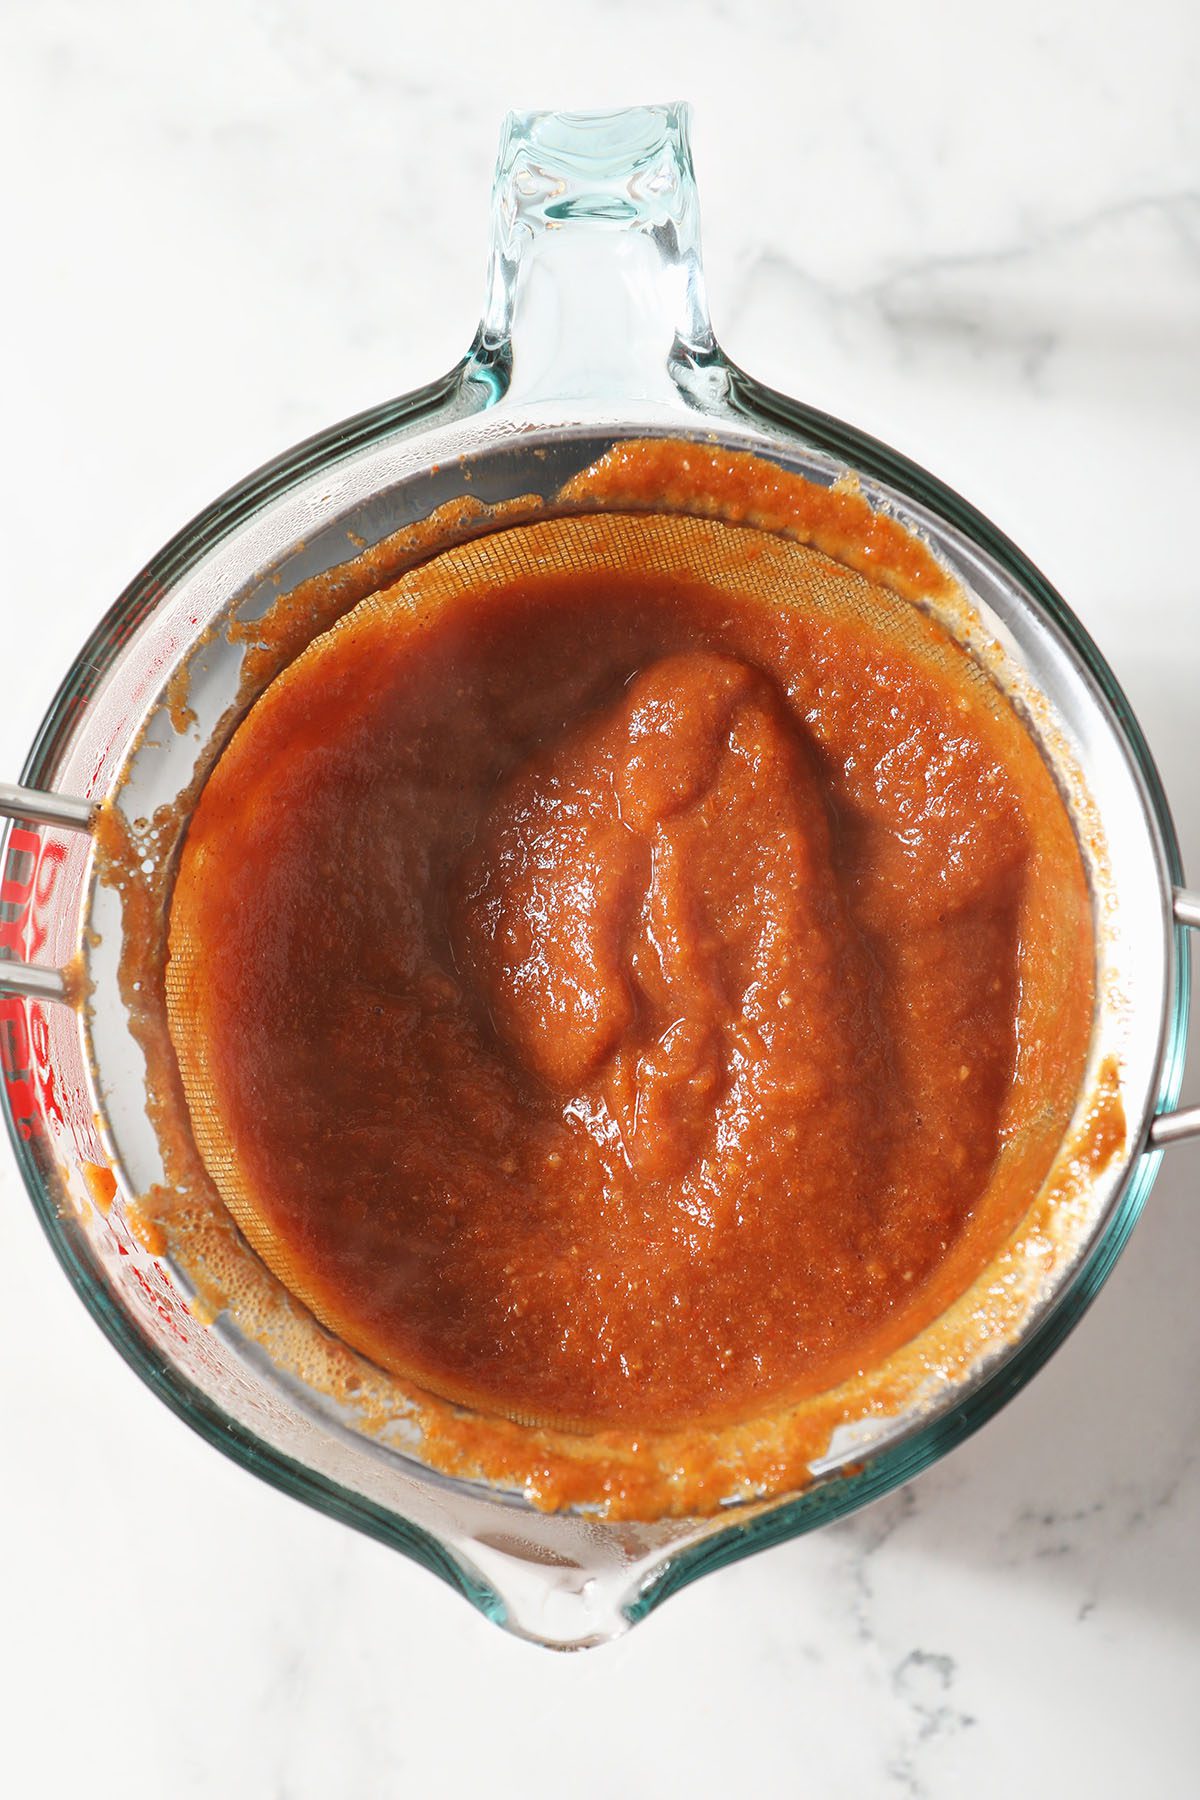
[165,509,1091,1435]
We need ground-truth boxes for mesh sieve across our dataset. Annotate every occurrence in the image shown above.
[164,508,1092,1434]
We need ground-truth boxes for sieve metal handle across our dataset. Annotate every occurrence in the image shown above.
[1148,887,1200,1149]
[5,776,1200,1151]
[0,782,96,1003]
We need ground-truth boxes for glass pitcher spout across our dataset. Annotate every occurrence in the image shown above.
[472,103,724,411]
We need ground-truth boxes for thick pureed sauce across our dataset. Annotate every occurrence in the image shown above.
[168,496,1091,1440]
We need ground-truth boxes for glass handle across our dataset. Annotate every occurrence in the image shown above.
[471,103,722,410]
[1149,886,1200,1148]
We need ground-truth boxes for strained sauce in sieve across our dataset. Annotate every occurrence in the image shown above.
[166,448,1094,1440]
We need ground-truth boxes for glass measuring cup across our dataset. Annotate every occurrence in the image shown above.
[2,104,1196,1648]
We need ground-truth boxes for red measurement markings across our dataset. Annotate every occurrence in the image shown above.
[1,826,42,1140]
[129,1262,190,1345]
[1,825,68,1140]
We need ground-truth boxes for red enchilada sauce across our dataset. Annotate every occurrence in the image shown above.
[167,447,1094,1443]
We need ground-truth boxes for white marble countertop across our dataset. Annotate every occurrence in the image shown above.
[2,2,1199,1793]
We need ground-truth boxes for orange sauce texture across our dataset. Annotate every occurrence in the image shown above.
[154,440,1100,1488]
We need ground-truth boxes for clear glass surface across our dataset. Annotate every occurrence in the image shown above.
[0,104,1190,1648]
